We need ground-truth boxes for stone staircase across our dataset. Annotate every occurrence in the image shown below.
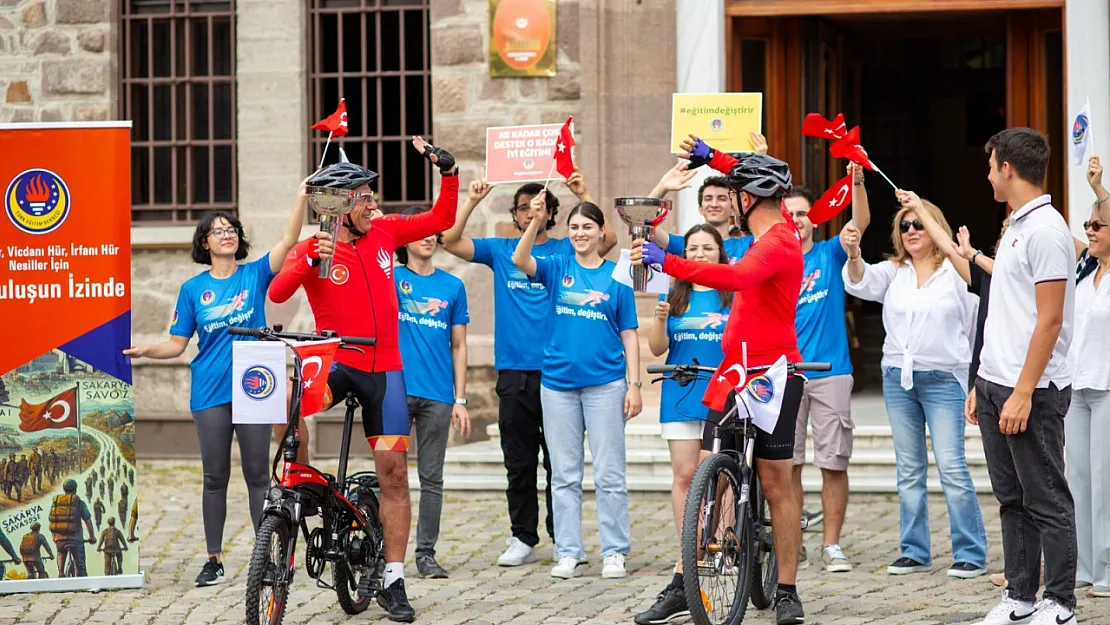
[412,393,992,495]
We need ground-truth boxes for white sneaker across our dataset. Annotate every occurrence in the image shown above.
[602,554,627,579]
[497,537,538,567]
[1029,598,1076,625]
[551,556,584,579]
[822,544,853,573]
[971,590,1037,625]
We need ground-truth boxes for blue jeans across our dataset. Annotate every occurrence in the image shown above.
[540,380,631,560]
[882,367,987,567]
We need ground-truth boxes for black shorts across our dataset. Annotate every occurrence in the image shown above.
[702,375,804,460]
[325,363,410,452]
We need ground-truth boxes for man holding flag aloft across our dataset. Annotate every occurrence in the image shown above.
[630,136,808,625]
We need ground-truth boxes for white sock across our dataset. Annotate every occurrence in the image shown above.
[384,562,404,587]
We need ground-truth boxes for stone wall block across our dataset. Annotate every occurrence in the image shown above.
[77,29,106,53]
[557,0,579,63]
[56,0,110,24]
[431,23,484,66]
[5,80,30,103]
[549,67,580,100]
[432,73,469,114]
[20,2,46,28]
[73,103,108,121]
[429,0,462,23]
[33,30,72,56]
[42,59,107,95]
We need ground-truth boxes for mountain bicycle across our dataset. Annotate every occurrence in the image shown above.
[232,326,384,625]
[647,360,830,625]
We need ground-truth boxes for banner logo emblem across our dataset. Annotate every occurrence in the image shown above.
[398,279,412,295]
[562,275,575,288]
[200,290,215,306]
[711,118,724,132]
[171,310,179,326]
[241,365,276,400]
[1074,113,1090,145]
[746,376,774,404]
[329,264,349,285]
[5,168,71,235]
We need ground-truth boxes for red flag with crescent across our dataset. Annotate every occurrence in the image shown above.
[18,386,79,432]
[828,126,876,171]
[293,339,340,417]
[312,99,349,137]
[808,173,854,225]
[801,113,847,140]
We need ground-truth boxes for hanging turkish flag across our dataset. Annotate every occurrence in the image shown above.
[808,173,854,225]
[801,113,847,140]
[293,339,340,417]
[829,126,876,170]
[554,116,576,180]
[19,386,79,433]
[312,99,349,137]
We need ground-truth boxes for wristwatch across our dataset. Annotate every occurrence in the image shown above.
[454,398,468,406]
[627,380,643,389]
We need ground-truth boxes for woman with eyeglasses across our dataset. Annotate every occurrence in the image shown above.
[122,179,308,587]
[1064,155,1110,599]
[842,199,988,580]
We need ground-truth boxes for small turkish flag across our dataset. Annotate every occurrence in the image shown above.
[293,339,340,417]
[829,126,876,171]
[19,386,79,433]
[312,99,349,138]
[808,173,854,225]
[801,113,847,140]
[554,117,575,180]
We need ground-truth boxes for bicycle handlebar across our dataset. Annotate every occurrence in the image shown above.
[229,326,375,346]
[647,361,832,375]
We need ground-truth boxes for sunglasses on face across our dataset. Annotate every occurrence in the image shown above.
[355,192,379,204]
[1085,220,1107,233]
[899,220,924,234]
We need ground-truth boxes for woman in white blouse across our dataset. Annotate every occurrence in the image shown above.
[1067,156,1110,598]
[843,198,988,579]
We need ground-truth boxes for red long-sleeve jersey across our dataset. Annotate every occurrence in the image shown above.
[662,220,802,368]
[269,175,459,373]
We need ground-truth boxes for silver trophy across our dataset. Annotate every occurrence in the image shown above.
[305,186,357,278]
[614,197,672,291]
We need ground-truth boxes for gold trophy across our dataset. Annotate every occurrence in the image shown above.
[305,186,356,278]
[614,197,672,291]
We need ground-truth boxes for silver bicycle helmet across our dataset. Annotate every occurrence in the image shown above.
[307,162,379,190]
[727,153,792,198]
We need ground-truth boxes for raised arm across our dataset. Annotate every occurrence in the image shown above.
[269,236,327,303]
[896,189,970,284]
[648,300,670,357]
[677,134,739,176]
[849,163,871,234]
[376,137,459,246]
[954,226,995,276]
[269,172,315,274]
[511,191,547,277]
[646,162,699,251]
[655,235,783,292]
[440,178,492,262]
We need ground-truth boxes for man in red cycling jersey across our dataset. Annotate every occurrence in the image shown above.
[269,136,458,622]
[631,139,807,625]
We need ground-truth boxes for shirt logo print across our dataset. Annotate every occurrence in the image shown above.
[377,248,392,278]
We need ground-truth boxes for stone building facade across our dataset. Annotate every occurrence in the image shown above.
[0,0,678,456]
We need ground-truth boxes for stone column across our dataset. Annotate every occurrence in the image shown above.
[1065,0,1110,235]
[675,0,726,235]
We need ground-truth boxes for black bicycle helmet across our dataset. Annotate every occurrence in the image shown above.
[307,162,379,190]
[727,153,792,199]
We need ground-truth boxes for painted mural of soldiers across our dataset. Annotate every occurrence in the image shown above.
[96,518,127,576]
[3,454,15,500]
[98,479,104,501]
[128,468,134,486]
[19,522,54,579]
[15,454,29,502]
[116,497,127,530]
[127,499,138,543]
[93,498,105,531]
[49,450,60,483]
[85,475,94,501]
[107,476,115,502]
[49,479,95,578]
[120,483,128,511]
[31,450,43,492]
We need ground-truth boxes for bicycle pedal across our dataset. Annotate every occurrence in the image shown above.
[356,574,377,599]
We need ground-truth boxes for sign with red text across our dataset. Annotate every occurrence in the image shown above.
[485,123,570,185]
[0,122,142,593]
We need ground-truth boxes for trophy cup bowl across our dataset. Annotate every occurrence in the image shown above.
[614,197,672,291]
[305,186,357,278]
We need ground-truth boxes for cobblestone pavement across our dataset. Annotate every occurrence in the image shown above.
[2,459,1109,625]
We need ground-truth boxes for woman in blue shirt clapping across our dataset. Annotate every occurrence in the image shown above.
[512,191,641,581]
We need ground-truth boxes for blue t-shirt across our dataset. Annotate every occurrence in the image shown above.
[472,237,574,371]
[171,255,275,412]
[395,266,470,405]
[660,289,729,423]
[532,255,638,391]
[665,233,753,264]
[796,236,853,378]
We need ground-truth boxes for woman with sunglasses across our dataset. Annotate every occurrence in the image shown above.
[1063,155,1110,599]
[842,200,988,580]
[122,180,308,587]
[512,191,641,581]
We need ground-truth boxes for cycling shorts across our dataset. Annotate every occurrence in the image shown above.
[702,375,803,460]
[324,363,410,452]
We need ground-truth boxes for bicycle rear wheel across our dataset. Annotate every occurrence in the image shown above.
[245,515,293,625]
[749,477,777,610]
[681,453,755,625]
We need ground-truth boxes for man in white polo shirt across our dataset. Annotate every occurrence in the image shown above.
[971,127,1078,625]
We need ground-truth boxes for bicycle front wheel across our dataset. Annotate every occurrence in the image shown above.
[245,515,294,625]
[682,453,755,625]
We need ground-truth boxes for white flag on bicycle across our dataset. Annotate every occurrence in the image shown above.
[232,340,288,424]
[736,355,789,434]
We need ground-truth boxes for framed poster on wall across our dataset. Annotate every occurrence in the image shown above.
[489,0,557,77]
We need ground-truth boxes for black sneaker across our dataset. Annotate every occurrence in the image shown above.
[774,591,805,625]
[416,554,448,579]
[194,556,224,587]
[376,578,416,623]
[947,561,988,579]
[802,509,823,531]
[887,557,930,575]
[634,584,689,625]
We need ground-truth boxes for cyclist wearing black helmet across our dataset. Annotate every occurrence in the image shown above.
[269,136,458,622]
[631,135,808,625]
